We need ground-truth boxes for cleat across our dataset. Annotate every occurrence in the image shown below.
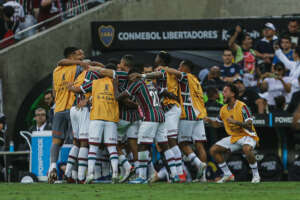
[119,166,135,183]
[65,176,76,184]
[85,174,94,184]
[77,180,85,184]
[170,175,181,183]
[196,163,207,180]
[112,175,119,184]
[251,175,261,183]
[179,174,186,183]
[216,174,235,183]
[48,168,57,184]
[149,172,160,183]
[129,177,148,184]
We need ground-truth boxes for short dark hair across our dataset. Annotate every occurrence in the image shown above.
[289,20,299,24]
[158,51,171,65]
[107,58,119,66]
[223,48,234,55]
[44,89,53,96]
[121,54,135,69]
[181,59,195,72]
[274,62,285,71]
[241,33,251,42]
[105,63,117,70]
[280,35,291,42]
[294,46,300,58]
[63,47,79,58]
[226,83,239,99]
[3,6,14,18]
[274,95,286,109]
[206,86,218,99]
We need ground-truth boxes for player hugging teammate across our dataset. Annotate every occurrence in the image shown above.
[48,48,260,184]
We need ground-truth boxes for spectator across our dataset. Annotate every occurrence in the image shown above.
[220,49,243,83]
[228,25,256,74]
[281,20,300,48]
[0,6,16,48]
[29,107,51,132]
[274,44,300,81]
[0,112,6,135]
[44,89,55,125]
[272,36,293,72]
[272,95,289,115]
[233,78,265,114]
[287,76,300,113]
[65,0,88,19]
[205,86,222,116]
[202,66,225,92]
[198,67,209,84]
[38,0,62,30]
[260,62,291,110]
[254,22,278,73]
[3,0,25,25]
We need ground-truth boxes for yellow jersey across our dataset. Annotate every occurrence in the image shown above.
[219,100,259,144]
[53,65,78,113]
[90,77,119,122]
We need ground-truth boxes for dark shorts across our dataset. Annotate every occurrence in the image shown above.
[52,110,73,143]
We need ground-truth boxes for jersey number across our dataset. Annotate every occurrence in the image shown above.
[149,90,159,107]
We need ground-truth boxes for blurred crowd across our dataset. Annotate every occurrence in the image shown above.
[0,0,106,48]
[199,20,300,115]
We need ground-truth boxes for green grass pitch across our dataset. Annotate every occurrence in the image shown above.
[1,182,300,200]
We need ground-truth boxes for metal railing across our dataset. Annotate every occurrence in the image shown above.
[0,0,108,49]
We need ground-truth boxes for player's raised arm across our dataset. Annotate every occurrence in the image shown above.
[57,59,90,70]
[158,66,182,79]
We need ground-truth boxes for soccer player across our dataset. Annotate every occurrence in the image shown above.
[48,47,88,184]
[119,65,179,184]
[156,60,208,181]
[204,84,260,183]
[80,65,120,184]
[58,52,104,183]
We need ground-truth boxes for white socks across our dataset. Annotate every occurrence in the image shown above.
[188,152,203,170]
[107,146,119,177]
[119,154,132,171]
[218,162,232,176]
[138,151,150,179]
[88,145,98,177]
[164,149,178,178]
[78,147,88,181]
[249,162,259,177]
[171,146,184,175]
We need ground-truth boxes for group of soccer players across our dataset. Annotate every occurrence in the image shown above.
[47,47,261,184]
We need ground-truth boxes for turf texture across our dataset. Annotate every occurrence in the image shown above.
[0,182,300,200]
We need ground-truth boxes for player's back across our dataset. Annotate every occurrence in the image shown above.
[53,65,78,113]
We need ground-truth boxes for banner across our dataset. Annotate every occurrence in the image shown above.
[91,18,296,51]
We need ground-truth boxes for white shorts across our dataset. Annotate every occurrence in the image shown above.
[88,120,117,145]
[216,136,257,152]
[165,105,182,138]
[70,106,90,141]
[117,120,139,143]
[137,121,168,144]
[178,120,207,143]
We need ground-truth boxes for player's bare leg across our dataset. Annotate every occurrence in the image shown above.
[242,144,260,183]
[209,144,234,183]
[48,137,63,184]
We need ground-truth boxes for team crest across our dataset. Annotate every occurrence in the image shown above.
[98,25,115,48]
